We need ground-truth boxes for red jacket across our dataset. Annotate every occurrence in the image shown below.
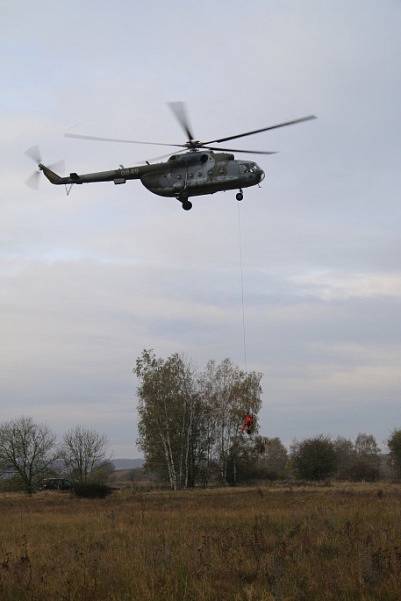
[241,414,254,433]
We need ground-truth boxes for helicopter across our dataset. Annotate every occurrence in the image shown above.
[25,103,316,211]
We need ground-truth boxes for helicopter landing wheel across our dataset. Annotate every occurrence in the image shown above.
[236,191,243,201]
[182,200,192,211]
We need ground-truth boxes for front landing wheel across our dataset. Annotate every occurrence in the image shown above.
[182,200,192,211]
[236,192,243,201]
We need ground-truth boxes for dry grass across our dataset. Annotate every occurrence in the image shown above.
[0,482,400,600]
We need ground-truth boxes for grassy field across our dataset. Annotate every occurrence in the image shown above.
[0,483,400,601]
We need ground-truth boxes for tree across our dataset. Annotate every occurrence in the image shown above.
[61,426,107,483]
[291,436,337,481]
[388,429,401,478]
[199,358,262,485]
[348,433,381,481]
[354,433,380,457]
[135,351,263,489]
[230,437,288,482]
[333,437,355,480]
[135,349,197,490]
[0,417,57,493]
[255,437,288,480]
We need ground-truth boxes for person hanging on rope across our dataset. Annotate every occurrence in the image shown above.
[240,412,254,435]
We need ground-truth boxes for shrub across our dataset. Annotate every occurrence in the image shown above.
[291,436,337,481]
[347,458,380,482]
[72,482,113,498]
[0,477,25,493]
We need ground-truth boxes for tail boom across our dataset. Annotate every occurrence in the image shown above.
[39,164,154,186]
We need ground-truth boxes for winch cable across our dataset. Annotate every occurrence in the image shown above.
[237,202,248,372]
[237,202,255,436]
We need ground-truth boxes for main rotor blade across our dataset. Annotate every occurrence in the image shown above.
[25,145,42,164]
[167,101,194,142]
[202,115,317,145]
[201,146,277,155]
[64,133,186,148]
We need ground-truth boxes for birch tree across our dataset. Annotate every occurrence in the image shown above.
[199,359,262,484]
[135,349,197,489]
[135,351,263,488]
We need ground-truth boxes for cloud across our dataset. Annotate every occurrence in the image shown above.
[291,272,401,300]
[1,1,400,455]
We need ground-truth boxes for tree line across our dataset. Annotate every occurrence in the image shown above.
[0,418,110,493]
[2,350,401,493]
[135,350,401,487]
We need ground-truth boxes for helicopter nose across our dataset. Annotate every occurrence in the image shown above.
[258,169,265,182]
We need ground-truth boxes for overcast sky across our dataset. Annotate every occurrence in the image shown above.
[1,1,400,457]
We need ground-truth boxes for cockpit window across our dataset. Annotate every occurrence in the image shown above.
[240,162,258,174]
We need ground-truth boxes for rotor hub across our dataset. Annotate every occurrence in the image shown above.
[185,141,200,150]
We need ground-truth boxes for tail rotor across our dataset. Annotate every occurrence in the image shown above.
[25,146,64,189]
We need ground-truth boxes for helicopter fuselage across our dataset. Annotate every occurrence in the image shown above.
[140,151,265,199]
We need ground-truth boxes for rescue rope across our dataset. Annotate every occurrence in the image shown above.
[237,202,247,372]
[237,203,255,435]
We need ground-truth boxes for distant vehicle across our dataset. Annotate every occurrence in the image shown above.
[41,478,73,491]
[25,102,316,211]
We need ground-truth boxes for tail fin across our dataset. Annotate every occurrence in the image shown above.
[39,164,64,185]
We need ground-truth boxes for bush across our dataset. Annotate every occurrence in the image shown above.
[291,436,337,481]
[72,482,113,498]
[347,458,380,482]
[0,477,25,493]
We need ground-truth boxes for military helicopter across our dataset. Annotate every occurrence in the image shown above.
[25,103,316,211]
